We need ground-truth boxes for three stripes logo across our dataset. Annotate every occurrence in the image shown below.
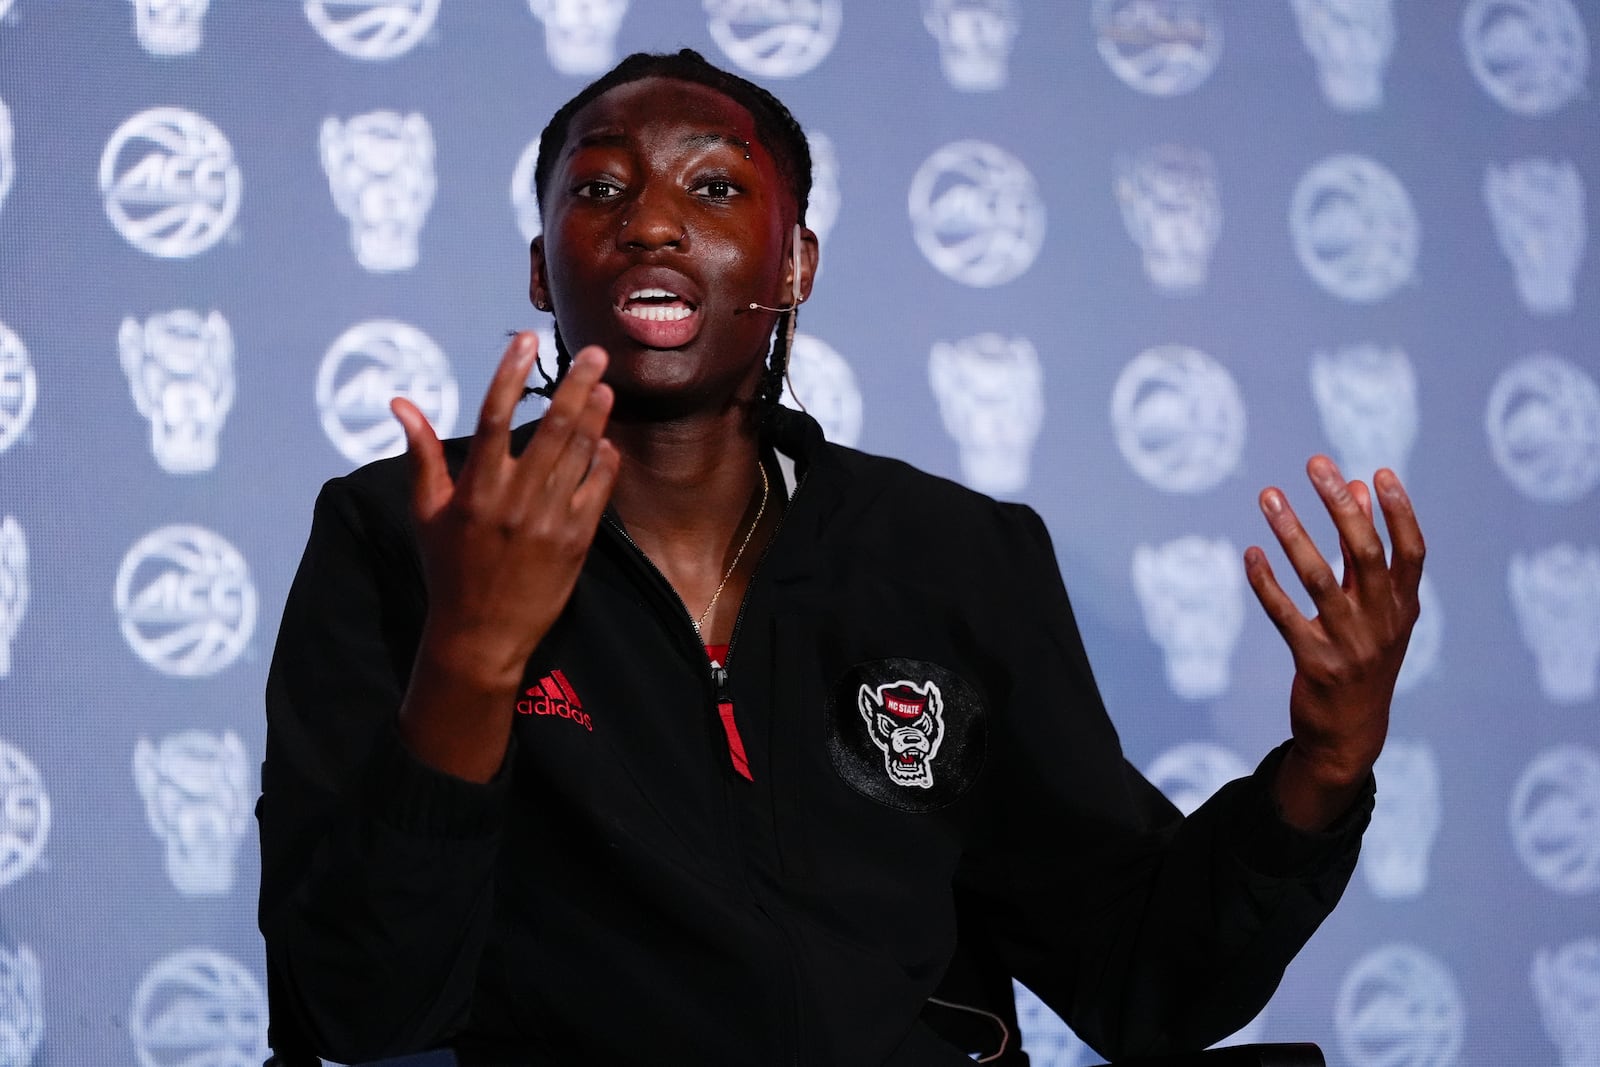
[516,669,591,732]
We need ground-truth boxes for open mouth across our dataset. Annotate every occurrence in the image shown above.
[619,287,696,321]
[614,286,701,348]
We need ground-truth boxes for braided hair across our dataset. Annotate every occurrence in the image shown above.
[525,49,812,408]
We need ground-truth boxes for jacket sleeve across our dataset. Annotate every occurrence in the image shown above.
[257,475,512,1064]
[955,504,1370,1061]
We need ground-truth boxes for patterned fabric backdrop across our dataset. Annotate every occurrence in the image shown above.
[1,2,1597,1065]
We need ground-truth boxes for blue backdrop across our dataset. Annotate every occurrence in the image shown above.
[1,2,1598,1065]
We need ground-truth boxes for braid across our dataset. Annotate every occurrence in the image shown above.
[758,308,796,408]
[519,322,574,402]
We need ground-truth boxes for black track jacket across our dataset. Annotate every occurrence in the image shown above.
[258,407,1370,1066]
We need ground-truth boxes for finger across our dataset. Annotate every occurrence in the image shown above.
[570,438,622,528]
[1259,484,1359,638]
[1243,543,1319,650]
[391,397,450,522]
[519,345,609,477]
[460,332,539,484]
[534,380,615,509]
[1375,468,1426,604]
[1339,480,1371,593]
[1307,456,1390,615]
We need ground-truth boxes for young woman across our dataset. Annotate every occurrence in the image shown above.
[259,50,1425,1067]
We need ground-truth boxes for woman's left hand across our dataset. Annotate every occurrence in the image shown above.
[1245,455,1426,831]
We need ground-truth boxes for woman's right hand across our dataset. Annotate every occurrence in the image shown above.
[389,332,618,779]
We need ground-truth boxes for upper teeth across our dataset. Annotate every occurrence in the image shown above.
[628,288,679,301]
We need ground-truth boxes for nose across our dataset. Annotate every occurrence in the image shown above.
[618,188,685,251]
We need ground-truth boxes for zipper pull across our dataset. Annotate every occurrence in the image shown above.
[709,661,753,782]
[711,662,731,706]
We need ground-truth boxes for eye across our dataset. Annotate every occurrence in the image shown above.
[692,176,740,201]
[572,178,622,200]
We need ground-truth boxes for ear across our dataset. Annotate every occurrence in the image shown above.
[788,225,821,304]
[529,236,550,311]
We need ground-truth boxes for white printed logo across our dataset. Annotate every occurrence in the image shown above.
[1335,944,1465,1067]
[928,333,1044,495]
[321,110,435,273]
[908,140,1045,288]
[100,107,240,259]
[781,334,861,448]
[127,0,210,56]
[1509,544,1600,705]
[317,319,457,465]
[134,730,251,897]
[1145,741,1249,816]
[1110,344,1245,494]
[1013,979,1089,1067]
[857,679,946,789]
[1532,938,1600,1067]
[1509,744,1600,894]
[1395,572,1441,694]
[1365,739,1441,900]
[304,0,440,60]
[705,0,841,78]
[0,323,35,455]
[1310,343,1417,482]
[805,130,840,248]
[1290,0,1397,111]
[1485,158,1586,314]
[114,525,256,678]
[923,0,1019,92]
[0,943,42,1067]
[1485,353,1600,505]
[511,135,543,244]
[1115,144,1221,295]
[1093,0,1223,97]
[528,0,629,76]
[1462,0,1588,116]
[0,740,48,890]
[0,517,26,679]
[119,309,235,475]
[129,948,267,1067]
[1290,154,1418,303]
[0,97,13,217]
[1132,536,1244,700]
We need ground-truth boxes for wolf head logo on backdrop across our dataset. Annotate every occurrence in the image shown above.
[1335,944,1465,1067]
[1509,744,1600,895]
[908,140,1046,288]
[781,335,862,448]
[1532,938,1600,1067]
[1132,536,1245,701]
[127,0,210,56]
[1145,741,1249,816]
[1115,143,1221,294]
[927,333,1044,495]
[704,0,843,78]
[130,949,268,1067]
[1484,158,1586,314]
[0,943,42,1067]
[133,730,252,897]
[1310,343,1418,483]
[804,130,841,249]
[1111,344,1245,494]
[1365,739,1441,900]
[858,680,946,789]
[922,0,1019,92]
[1509,545,1600,705]
[1290,0,1397,111]
[0,97,14,217]
[0,516,27,680]
[527,0,630,76]
[119,310,235,475]
[321,110,436,273]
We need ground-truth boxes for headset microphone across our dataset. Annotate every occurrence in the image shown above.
[740,224,805,315]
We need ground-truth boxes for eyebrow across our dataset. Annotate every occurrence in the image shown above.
[569,130,753,155]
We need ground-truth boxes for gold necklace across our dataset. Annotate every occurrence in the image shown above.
[694,460,770,641]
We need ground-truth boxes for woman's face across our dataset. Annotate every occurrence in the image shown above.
[531,77,816,414]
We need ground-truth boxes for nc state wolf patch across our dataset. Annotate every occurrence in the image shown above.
[827,658,986,812]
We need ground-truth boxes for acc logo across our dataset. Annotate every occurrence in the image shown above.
[0,515,27,679]
[133,730,253,897]
[1310,343,1418,483]
[828,659,985,812]
[127,0,211,56]
[528,0,630,76]
[100,107,240,259]
[1462,0,1588,116]
[510,135,543,243]
[1093,0,1223,97]
[928,332,1044,495]
[0,96,13,218]
[1485,353,1600,505]
[805,130,841,248]
[705,0,842,78]
[1334,944,1465,1067]
[1484,157,1586,314]
[0,321,36,454]
[1290,153,1417,303]
[923,0,1020,93]
[1110,344,1244,494]
[317,319,458,465]
[1290,0,1397,112]
[1509,744,1600,894]
[1132,536,1244,700]
[305,0,440,60]
[908,140,1045,288]
[0,942,43,1067]
[0,739,48,890]
[1144,740,1248,816]
[321,110,436,272]
[115,525,256,678]
[119,309,235,475]
[1509,544,1600,705]
[129,948,267,1067]
[1532,938,1600,1064]
[781,333,862,448]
